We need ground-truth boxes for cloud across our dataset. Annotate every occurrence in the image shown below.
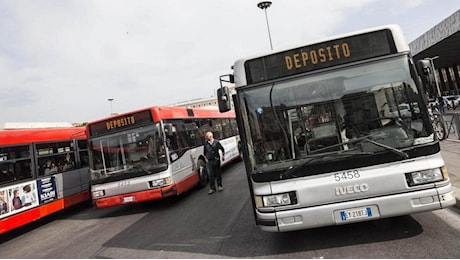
[0,0,458,123]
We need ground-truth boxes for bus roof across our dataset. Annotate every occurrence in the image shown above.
[87,106,235,126]
[232,24,409,87]
[85,106,236,137]
[0,122,74,129]
[0,127,86,146]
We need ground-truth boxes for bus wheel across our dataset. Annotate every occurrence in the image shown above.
[197,160,208,188]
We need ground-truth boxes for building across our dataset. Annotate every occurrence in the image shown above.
[410,9,460,97]
[172,86,236,110]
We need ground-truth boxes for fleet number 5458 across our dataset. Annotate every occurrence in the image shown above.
[334,170,360,182]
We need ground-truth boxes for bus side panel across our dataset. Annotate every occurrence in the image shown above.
[169,151,198,193]
[53,168,90,208]
[1,201,62,234]
[55,168,88,198]
[63,190,90,208]
[220,136,240,165]
[174,172,199,194]
[38,198,65,217]
[0,207,41,234]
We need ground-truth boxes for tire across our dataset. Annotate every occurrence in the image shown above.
[196,159,208,188]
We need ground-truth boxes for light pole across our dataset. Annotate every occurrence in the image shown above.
[424,56,441,97]
[257,1,273,50]
[107,98,114,116]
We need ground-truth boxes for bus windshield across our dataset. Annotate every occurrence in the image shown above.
[89,123,167,183]
[240,55,434,177]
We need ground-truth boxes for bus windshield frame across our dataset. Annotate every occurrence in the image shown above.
[237,54,435,182]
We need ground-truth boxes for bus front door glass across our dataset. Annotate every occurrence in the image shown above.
[89,123,167,183]
[241,56,434,177]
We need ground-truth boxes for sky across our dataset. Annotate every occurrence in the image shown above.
[1,0,459,123]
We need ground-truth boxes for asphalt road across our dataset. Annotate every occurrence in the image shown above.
[1,161,459,258]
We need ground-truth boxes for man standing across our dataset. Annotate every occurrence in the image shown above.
[203,131,225,194]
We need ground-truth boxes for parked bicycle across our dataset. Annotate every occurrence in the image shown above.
[428,106,447,140]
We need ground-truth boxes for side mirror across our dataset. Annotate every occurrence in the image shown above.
[217,86,231,112]
[416,59,434,85]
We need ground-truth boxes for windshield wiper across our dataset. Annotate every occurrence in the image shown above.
[280,133,409,179]
[361,138,409,159]
[280,150,374,179]
[133,163,152,174]
[309,132,409,159]
[279,134,382,179]
[309,134,379,154]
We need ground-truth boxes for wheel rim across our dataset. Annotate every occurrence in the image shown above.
[199,164,208,186]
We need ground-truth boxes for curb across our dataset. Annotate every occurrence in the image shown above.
[440,139,460,209]
[453,186,460,209]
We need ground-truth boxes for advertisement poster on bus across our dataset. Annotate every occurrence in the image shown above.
[37,176,57,204]
[0,180,39,219]
[220,137,239,163]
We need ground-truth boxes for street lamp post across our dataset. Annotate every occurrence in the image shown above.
[107,98,114,116]
[257,1,273,50]
[424,56,441,97]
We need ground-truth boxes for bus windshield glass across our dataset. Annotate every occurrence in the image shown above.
[240,55,434,176]
[89,123,167,183]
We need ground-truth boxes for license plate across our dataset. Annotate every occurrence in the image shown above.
[340,207,372,221]
[122,196,134,203]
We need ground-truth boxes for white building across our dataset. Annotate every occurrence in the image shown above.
[172,86,235,110]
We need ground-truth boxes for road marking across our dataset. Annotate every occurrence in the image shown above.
[432,208,460,231]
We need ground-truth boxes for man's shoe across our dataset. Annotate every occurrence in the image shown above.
[218,186,223,192]
[208,189,216,195]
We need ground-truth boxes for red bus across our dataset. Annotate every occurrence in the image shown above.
[86,106,240,208]
[0,125,90,234]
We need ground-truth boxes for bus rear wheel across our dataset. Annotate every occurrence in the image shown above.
[197,160,208,188]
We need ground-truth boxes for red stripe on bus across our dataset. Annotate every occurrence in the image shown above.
[0,190,89,234]
[63,190,90,207]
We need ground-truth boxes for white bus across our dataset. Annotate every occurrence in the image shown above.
[86,106,240,208]
[217,24,456,232]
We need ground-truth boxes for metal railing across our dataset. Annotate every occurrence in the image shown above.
[442,112,460,140]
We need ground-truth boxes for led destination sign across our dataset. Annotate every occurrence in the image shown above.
[245,29,397,84]
[89,110,153,137]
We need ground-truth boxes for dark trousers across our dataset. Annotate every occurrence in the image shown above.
[207,160,222,190]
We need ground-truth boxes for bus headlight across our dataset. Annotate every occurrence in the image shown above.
[92,190,105,199]
[406,167,444,186]
[255,192,297,208]
[149,177,172,188]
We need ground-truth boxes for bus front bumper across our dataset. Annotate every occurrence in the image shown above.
[93,184,177,208]
[256,184,456,232]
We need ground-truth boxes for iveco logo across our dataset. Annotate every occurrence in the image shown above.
[335,183,369,196]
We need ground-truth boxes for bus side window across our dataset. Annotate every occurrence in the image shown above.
[60,153,75,172]
[77,140,89,168]
[36,141,73,175]
[0,145,33,183]
[184,121,199,147]
[197,119,212,144]
[222,118,233,139]
[211,119,223,139]
[230,118,238,136]
[0,163,14,184]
